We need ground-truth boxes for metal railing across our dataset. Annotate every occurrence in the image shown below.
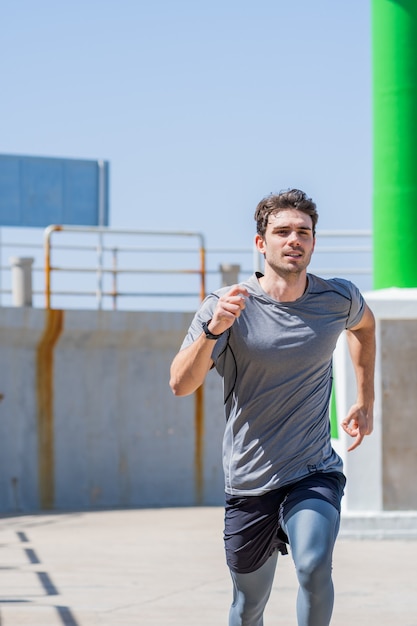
[43,225,207,309]
[0,226,373,310]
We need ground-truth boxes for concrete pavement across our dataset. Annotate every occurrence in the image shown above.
[0,507,416,625]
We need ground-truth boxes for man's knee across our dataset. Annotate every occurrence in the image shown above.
[229,557,277,626]
[230,596,265,626]
[230,572,271,620]
[295,548,332,593]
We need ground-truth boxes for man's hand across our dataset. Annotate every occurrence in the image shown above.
[169,284,249,397]
[341,403,374,452]
[208,284,249,335]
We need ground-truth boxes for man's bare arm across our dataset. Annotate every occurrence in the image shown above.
[341,303,376,451]
[169,285,248,396]
[169,334,216,397]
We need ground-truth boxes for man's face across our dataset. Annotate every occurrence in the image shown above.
[255,208,315,276]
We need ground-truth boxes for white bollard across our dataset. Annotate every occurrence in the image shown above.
[219,264,240,288]
[9,257,34,307]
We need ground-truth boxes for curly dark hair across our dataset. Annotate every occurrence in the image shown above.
[254,189,318,237]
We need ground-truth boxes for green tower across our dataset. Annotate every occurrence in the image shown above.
[373,0,417,288]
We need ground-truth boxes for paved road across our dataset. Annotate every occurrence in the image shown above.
[0,507,416,625]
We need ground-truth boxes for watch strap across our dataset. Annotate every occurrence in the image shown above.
[202,320,224,340]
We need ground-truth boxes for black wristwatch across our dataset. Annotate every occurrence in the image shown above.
[202,320,224,340]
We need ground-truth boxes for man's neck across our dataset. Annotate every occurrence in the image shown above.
[258,271,308,302]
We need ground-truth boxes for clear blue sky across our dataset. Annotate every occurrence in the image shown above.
[1,0,371,252]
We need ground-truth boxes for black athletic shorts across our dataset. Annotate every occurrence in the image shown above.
[224,471,346,574]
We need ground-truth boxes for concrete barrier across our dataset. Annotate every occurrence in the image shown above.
[1,292,417,525]
[0,307,225,512]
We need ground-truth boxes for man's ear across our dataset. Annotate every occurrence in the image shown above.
[255,233,265,253]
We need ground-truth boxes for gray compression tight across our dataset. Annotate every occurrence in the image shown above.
[228,498,341,626]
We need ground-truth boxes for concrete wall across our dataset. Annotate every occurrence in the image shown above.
[0,307,225,513]
[1,290,417,514]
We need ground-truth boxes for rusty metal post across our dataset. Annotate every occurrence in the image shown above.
[199,244,206,302]
[44,225,62,310]
[195,234,207,504]
[112,247,118,310]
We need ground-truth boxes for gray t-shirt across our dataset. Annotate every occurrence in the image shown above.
[181,272,365,496]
